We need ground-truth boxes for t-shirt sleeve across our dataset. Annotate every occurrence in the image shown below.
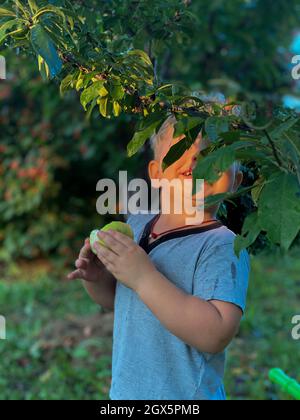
[123,213,152,243]
[192,241,251,313]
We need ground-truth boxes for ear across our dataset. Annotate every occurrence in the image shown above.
[148,160,161,188]
[233,170,243,192]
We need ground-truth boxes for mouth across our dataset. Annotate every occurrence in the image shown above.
[180,168,193,177]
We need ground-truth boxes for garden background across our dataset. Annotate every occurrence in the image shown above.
[1,0,300,400]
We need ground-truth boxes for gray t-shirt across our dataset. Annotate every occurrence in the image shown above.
[109,213,250,400]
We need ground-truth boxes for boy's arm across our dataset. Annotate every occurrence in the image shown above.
[90,229,248,351]
[82,271,117,311]
[136,270,242,354]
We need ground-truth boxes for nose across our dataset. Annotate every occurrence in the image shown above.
[191,155,198,170]
[179,140,200,169]
[190,143,200,164]
[188,136,202,169]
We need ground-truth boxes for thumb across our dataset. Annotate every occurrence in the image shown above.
[79,238,94,259]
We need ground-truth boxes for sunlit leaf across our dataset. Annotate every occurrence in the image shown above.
[0,7,16,17]
[127,120,162,157]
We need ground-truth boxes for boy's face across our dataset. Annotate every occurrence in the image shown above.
[148,124,243,203]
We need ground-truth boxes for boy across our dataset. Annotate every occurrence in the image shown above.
[67,114,250,400]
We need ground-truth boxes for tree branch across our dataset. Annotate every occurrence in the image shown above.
[263,129,283,167]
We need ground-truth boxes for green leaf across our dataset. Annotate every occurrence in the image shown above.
[32,5,66,25]
[86,98,97,119]
[38,55,50,81]
[193,147,234,187]
[99,97,109,117]
[234,211,261,257]
[126,49,153,67]
[98,96,113,118]
[67,15,74,30]
[28,1,39,13]
[192,140,255,186]
[0,19,23,45]
[99,84,109,97]
[251,176,266,206]
[235,148,272,164]
[109,82,125,101]
[60,74,74,96]
[30,24,62,78]
[258,173,300,251]
[160,116,203,170]
[270,117,300,140]
[283,134,300,184]
[80,81,107,110]
[75,73,85,91]
[219,131,241,144]
[205,117,229,142]
[137,111,164,131]
[162,137,194,171]
[14,0,30,17]
[81,85,99,110]
[0,8,16,17]
[118,49,154,85]
[127,120,162,157]
[113,101,121,117]
[173,116,203,138]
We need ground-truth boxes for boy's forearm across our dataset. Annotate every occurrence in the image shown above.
[82,270,116,310]
[136,270,227,354]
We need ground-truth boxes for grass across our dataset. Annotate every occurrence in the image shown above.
[0,246,299,400]
[0,277,112,400]
[225,246,300,400]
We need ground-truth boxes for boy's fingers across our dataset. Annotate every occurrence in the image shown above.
[75,258,89,270]
[79,239,93,259]
[97,231,122,256]
[66,269,86,281]
[94,242,116,263]
[107,230,134,247]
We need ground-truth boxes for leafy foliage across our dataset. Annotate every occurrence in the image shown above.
[0,0,300,255]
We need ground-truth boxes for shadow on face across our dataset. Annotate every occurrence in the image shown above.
[148,126,243,202]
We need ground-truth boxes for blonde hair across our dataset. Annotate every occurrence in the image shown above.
[150,114,241,174]
[150,114,177,161]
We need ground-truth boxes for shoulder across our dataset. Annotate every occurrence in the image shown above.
[124,212,157,236]
[196,224,236,249]
[199,225,251,267]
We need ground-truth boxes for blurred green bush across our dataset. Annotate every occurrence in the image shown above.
[0,54,144,265]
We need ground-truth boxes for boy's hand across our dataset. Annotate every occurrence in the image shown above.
[67,238,108,283]
[94,230,157,291]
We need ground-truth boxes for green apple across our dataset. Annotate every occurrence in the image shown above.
[90,221,134,255]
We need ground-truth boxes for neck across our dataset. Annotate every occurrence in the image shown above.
[156,190,219,230]
[156,210,218,230]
